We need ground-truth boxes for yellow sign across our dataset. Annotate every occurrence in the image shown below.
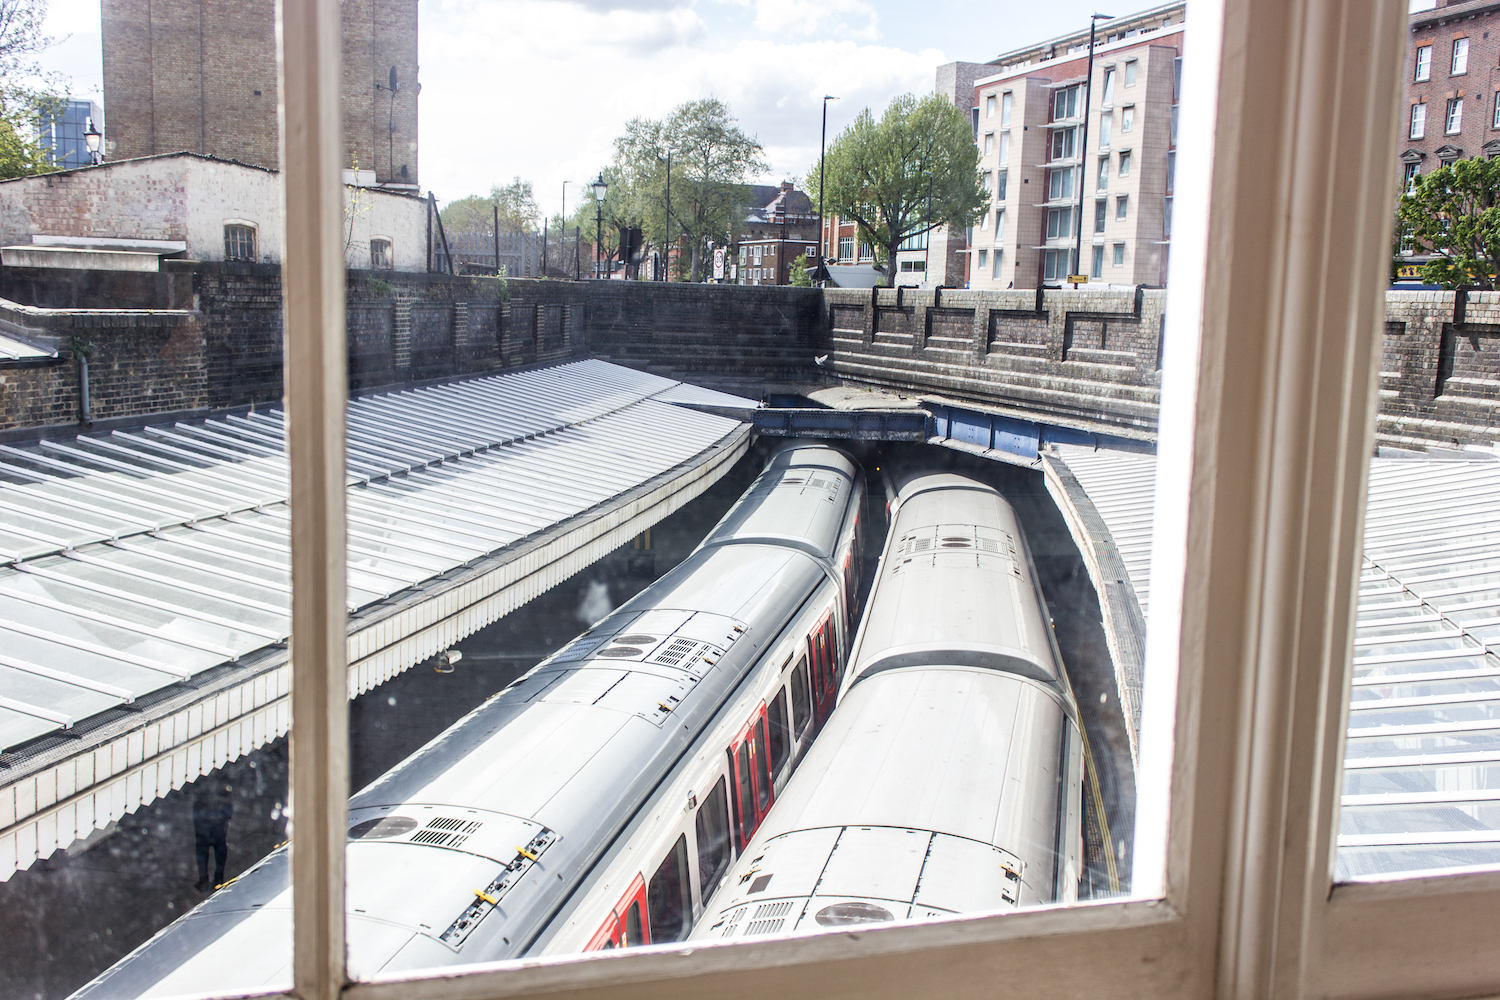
[1396,264,1422,279]
[1066,274,1090,284]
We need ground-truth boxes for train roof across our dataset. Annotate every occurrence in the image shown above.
[847,478,1065,691]
[699,444,858,564]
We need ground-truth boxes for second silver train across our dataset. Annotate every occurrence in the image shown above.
[692,470,1083,941]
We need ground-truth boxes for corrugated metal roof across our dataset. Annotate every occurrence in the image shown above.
[0,360,754,752]
[0,331,56,361]
[1053,447,1500,882]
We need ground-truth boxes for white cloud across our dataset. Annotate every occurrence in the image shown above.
[746,0,879,41]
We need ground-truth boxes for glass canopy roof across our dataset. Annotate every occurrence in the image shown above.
[1056,447,1500,881]
[0,360,754,752]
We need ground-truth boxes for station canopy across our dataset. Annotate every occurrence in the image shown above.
[1056,447,1500,881]
[0,360,755,753]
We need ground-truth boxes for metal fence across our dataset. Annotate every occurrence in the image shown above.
[433,230,586,279]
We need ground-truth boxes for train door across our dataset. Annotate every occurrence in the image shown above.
[726,705,773,850]
[808,613,837,723]
[586,874,648,950]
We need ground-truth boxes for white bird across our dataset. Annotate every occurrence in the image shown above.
[814,354,828,366]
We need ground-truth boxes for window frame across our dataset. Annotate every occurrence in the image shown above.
[276,3,1500,1000]
[1411,101,1425,140]
[1415,43,1431,81]
[1452,36,1469,76]
[1446,96,1463,134]
[1124,58,1138,87]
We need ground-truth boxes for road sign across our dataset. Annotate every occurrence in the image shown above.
[1067,274,1089,284]
[713,248,726,280]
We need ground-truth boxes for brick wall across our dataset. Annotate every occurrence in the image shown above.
[825,285,1165,440]
[1382,289,1500,447]
[0,302,206,432]
[100,0,416,183]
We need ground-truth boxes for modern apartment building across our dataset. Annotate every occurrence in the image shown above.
[100,0,418,187]
[938,1,1184,289]
[1399,1,1500,194]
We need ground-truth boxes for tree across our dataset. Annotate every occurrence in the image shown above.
[440,176,541,234]
[788,253,812,287]
[0,0,68,177]
[610,99,768,281]
[1397,157,1500,289]
[807,93,986,285]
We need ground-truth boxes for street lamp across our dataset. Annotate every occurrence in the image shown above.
[662,146,676,281]
[591,173,608,280]
[84,118,102,165]
[1072,13,1113,285]
[816,96,838,284]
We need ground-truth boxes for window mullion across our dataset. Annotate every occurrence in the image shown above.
[280,1,351,999]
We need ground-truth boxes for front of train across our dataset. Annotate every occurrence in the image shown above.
[692,470,1084,942]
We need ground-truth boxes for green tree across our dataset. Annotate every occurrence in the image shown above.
[807,93,985,285]
[1398,157,1500,289]
[788,253,812,287]
[440,176,541,234]
[0,0,69,177]
[610,99,768,281]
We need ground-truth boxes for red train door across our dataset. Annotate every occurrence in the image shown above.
[586,874,648,950]
[809,613,837,723]
[727,705,773,850]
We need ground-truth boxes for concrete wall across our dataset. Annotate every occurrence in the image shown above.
[0,155,427,269]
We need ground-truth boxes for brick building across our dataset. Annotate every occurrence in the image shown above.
[1399,1,1500,195]
[100,0,419,188]
[933,1,1184,289]
[737,183,818,285]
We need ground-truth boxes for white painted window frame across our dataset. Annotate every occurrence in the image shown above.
[270,2,1500,1000]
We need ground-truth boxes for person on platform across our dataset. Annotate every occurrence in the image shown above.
[192,781,234,890]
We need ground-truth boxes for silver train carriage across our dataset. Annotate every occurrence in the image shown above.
[690,471,1082,944]
[71,442,866,998]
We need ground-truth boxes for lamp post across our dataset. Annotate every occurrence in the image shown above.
[591,173,608,280]
[1072,13,1113,285]
[84,118,102,166]
[817,96,838,280]
[662,146,675,281]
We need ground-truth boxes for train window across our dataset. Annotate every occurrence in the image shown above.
[767,688,790,773]
[790,657,811,735]
[735,743,754,843]
[647,834,693,944]
[695,778,732,896]
[753,718,772,813]
[624,901,645,947]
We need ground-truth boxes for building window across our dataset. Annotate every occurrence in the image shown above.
[1095,199,1107,234]
[1122,105,1135,132]
[753,245,762,261]
[1042,247,1071,281]
[1411,102,1426,140]
[1116,194,1129,220]
[982,171,992,195]
[1048,166,1075,200]
[898,230,926,251]
[1102,66,1116,105]
[898,259,926,272]
[369,238,392,269]
[996,169,1008,200]
[1171,104,1179,144]
[984,132,994,156]
[858,242,873,260]
[995,208,1005,240]
[1098,155,1110,191]
[1447,97,1463,134]
[992,249,1003,279]
[1091,243,1105,278]
[986,95,995,118]
[979,208,988,230]
[1112,241,1125,266]
[977,248,988,269]
[1100,112,1113,148]
[1163,195,1173,238]
[1415,43,1431,81]
[838,235,853,260]
[1000,91,1012,126]
[1403,161,1420,194]
[998,130,1009,165]
[1119,150,1132,176]
[1050,127,1077,160]
[224,223,257,261]
[1046,206,1073,240]
[1167,150,1176,192]
[1452,37,1469,75]
[1173,54,1182,97]
[1125,58,1138,87]
[1053,84,1080,121]
[1494,93,1500,130]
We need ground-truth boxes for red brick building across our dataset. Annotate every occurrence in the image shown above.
[737,183,818,285]
[1400,1,1500,193]
[101,0,419,188]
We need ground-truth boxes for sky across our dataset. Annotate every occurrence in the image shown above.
[39,0,1159,215]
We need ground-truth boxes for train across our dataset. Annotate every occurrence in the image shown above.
[689,470,1082,942]
[72,441,867,997]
